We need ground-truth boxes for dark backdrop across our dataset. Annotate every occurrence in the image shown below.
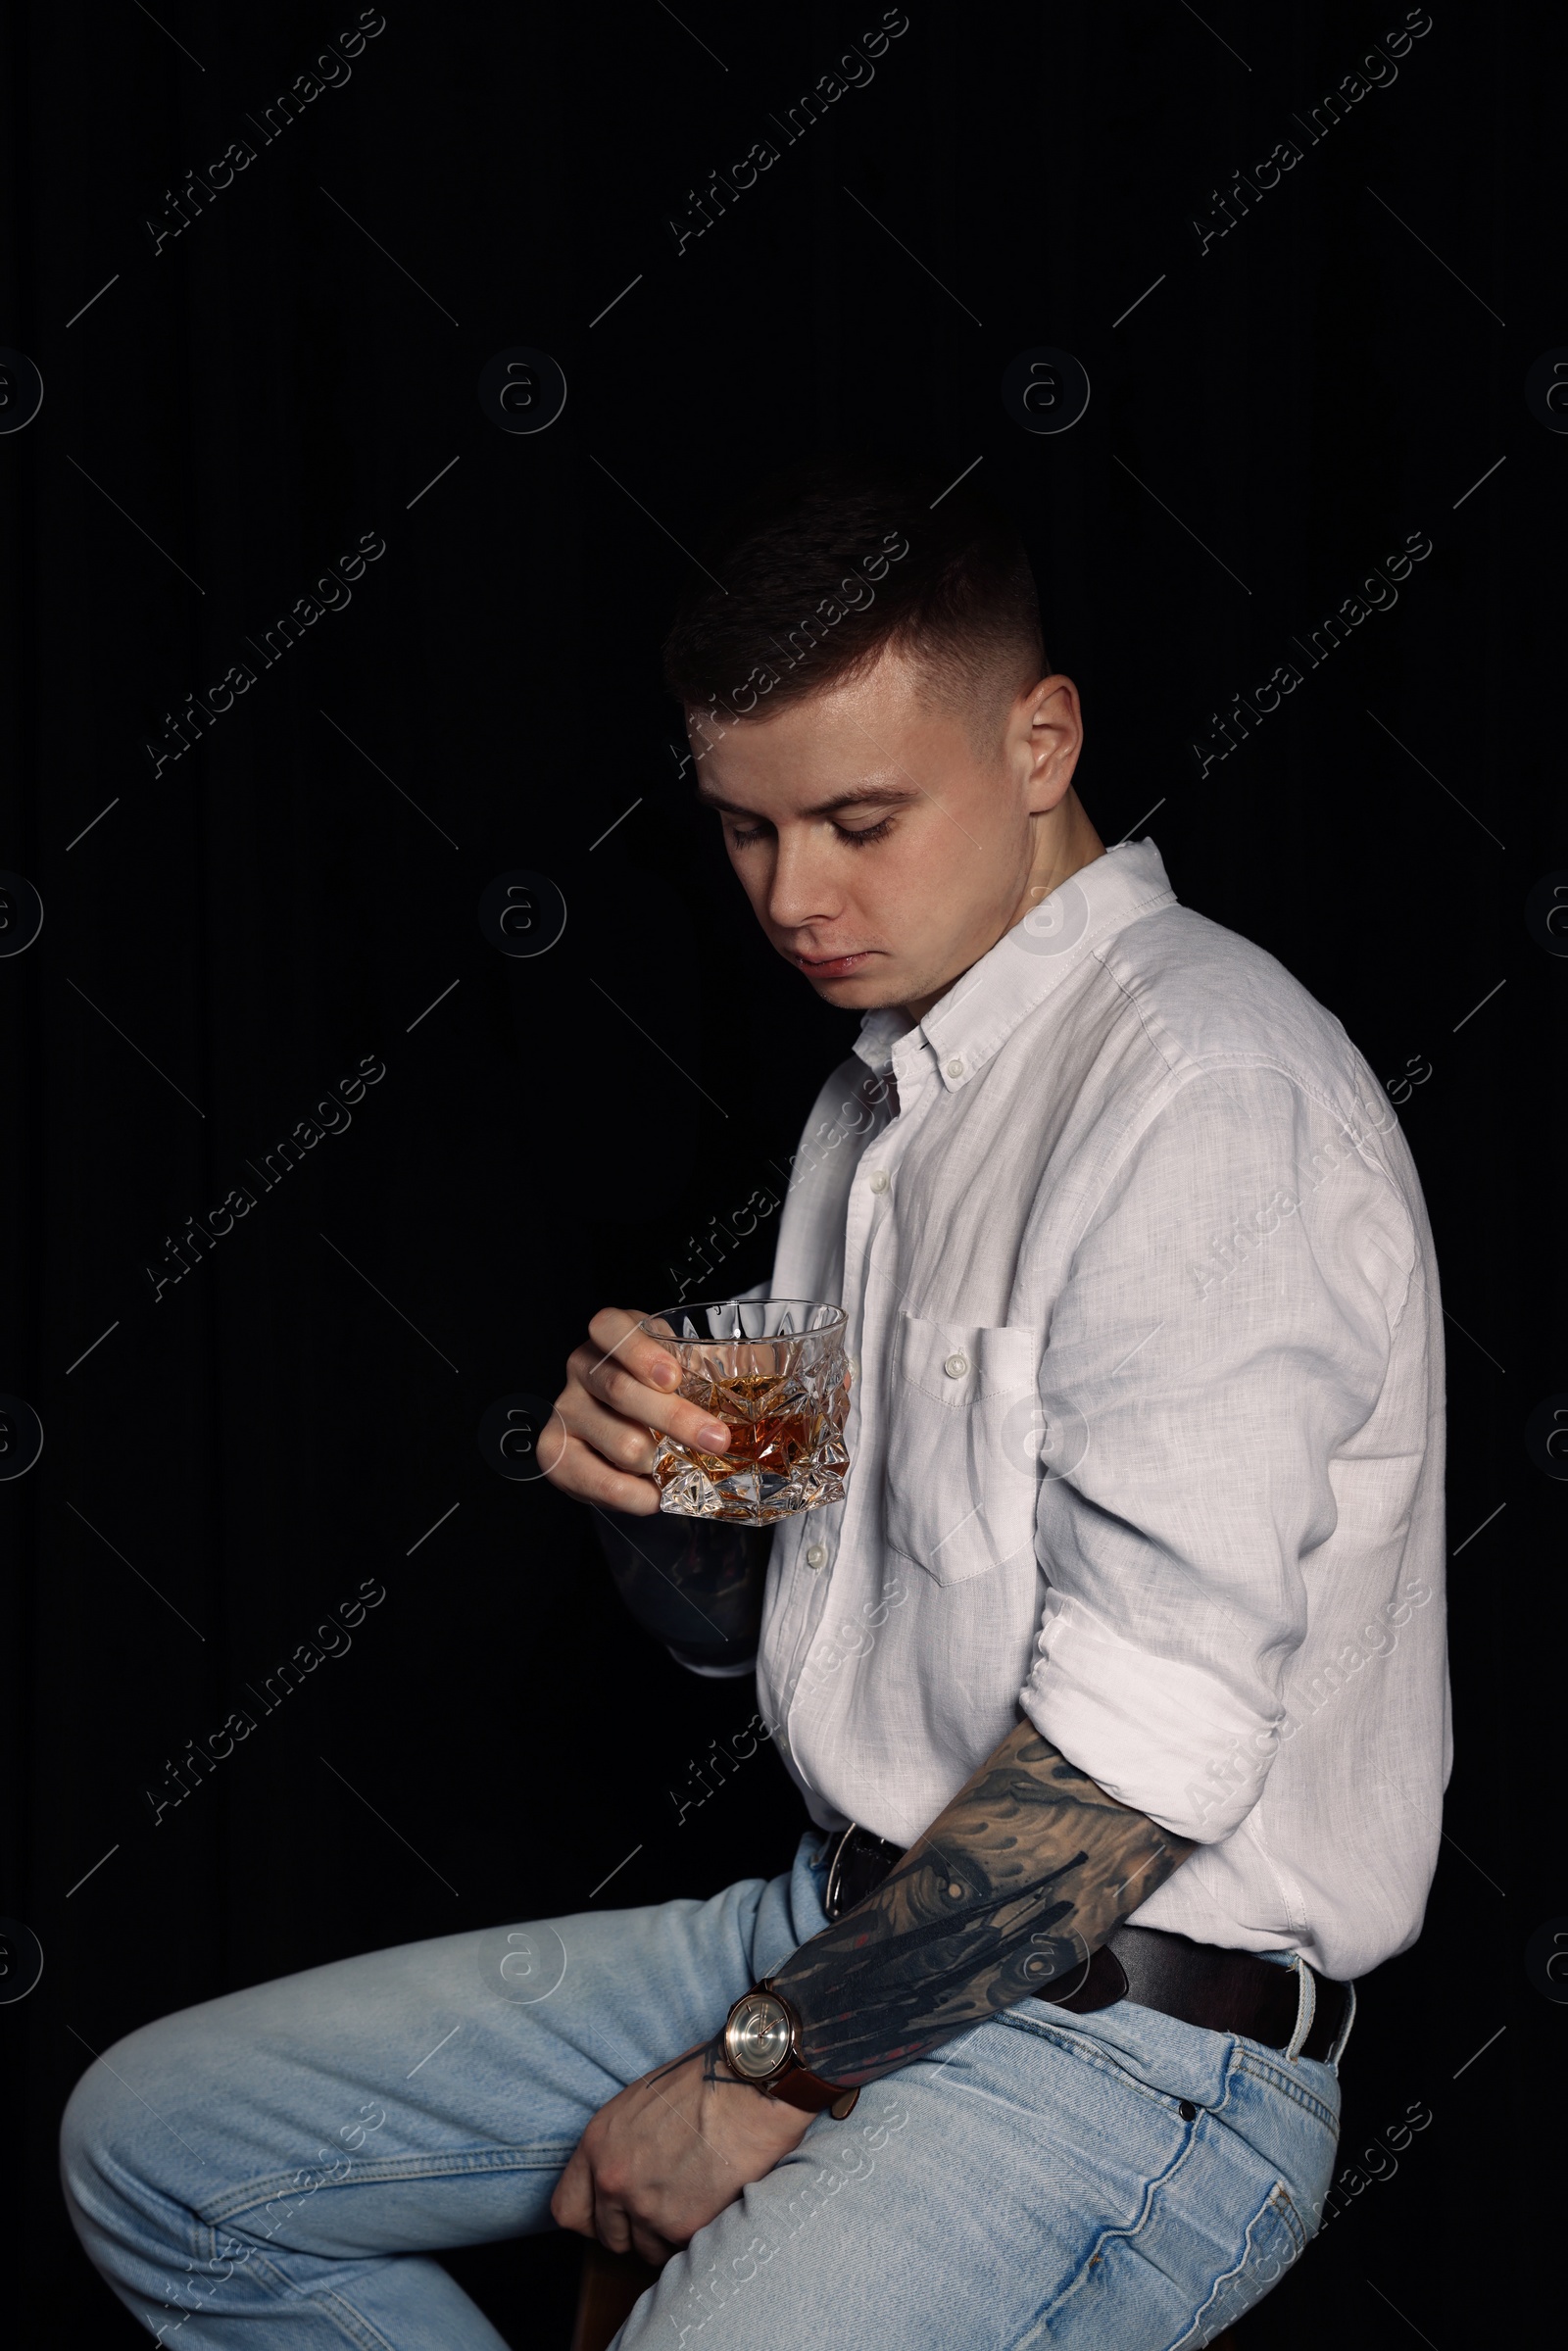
[2,2,1559,2340]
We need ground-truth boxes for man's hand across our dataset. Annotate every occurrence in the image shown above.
[551,2042,812,2265]
[542,1306,731,1516]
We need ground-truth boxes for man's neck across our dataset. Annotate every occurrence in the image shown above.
[900,800,1107,1026]
[1009,787,1107,929]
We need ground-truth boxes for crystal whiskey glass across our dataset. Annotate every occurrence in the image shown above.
[637,1298,851,1525]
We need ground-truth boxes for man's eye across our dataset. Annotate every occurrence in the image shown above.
[725,815,896,850]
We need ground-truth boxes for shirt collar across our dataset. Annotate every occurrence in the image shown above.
[852,837,1178,1093]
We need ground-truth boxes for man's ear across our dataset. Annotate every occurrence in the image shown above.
[1015,674,1083,808]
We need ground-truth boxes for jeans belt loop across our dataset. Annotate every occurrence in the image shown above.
[1284,1954,1317,2063]
[1323,1978,1358,2068]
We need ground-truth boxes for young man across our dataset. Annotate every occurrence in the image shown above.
[62,460,1449,2348]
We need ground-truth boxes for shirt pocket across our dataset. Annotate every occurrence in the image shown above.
[883,1315,1040,1587]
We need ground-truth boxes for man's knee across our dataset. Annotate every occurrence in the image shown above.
[60,2013,198,2244]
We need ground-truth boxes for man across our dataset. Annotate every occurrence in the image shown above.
[62,459,1448,2348]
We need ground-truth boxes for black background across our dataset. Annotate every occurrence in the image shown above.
[2,1,1560,2341]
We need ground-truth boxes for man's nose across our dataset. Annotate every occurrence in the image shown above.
[766,830,843,932]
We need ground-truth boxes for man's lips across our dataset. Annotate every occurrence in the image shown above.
[794,948,876,978]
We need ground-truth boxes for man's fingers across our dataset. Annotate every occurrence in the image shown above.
[581,1320,731,1437]
[567,1393,662,1478]
[575,1349,731,1454]
[585,1306,671,1385]
[629,2219,679,2269]
[571,1310,733,1457]
[528,1406,571,1479]
[582,1310,679,1403]
[550,2144,594,2236]
[542,1430,662,1515]
[591,2191,633,2257]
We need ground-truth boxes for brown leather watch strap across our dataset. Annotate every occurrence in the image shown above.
[765,2063,860,2120]
[739,1982,860,2118]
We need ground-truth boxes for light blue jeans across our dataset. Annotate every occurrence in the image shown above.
[61,1832,1349,2349]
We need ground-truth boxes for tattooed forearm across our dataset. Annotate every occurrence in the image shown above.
[769,1719,1197,2086]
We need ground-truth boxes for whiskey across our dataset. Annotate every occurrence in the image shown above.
[649,1373,846,1513]
[653,1373,837,1486]
[639,1302,852,1524]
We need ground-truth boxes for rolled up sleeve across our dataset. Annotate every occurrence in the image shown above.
[1021,1063,1414,1843]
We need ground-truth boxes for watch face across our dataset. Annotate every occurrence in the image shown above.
[726,1991,793,2081]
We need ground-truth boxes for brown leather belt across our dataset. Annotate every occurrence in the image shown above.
[822,1824,1350,2066]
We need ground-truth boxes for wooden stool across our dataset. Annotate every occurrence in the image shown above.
[570,2241,662,2351]
[569,2242,1244,2351]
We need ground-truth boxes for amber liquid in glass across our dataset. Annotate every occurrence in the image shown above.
[652,1371,827,1491]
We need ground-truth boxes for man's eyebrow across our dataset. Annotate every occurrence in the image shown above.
[692,783,919,820]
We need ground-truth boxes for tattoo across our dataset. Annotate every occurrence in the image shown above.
[769,1720,1197,2086]
[638,2033,765,2098]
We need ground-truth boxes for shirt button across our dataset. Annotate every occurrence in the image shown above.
[943,1351,969,1379]
[867,1169,889,1194]
[806,1543,827,1569]
[945,1057,964,1079]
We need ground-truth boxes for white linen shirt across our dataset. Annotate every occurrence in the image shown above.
[752,838,1450,1982]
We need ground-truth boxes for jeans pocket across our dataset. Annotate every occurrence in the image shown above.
[1175,2180,1308,2347]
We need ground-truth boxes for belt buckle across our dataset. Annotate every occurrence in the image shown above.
[822,1823,858,1922]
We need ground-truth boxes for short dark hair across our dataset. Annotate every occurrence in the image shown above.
[661,455,1046,746]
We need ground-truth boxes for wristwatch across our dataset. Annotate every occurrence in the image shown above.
[722,1983,860,2119]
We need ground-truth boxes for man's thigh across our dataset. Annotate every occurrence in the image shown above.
[621,1999,1342,2351]
[63,1842,818,2282]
